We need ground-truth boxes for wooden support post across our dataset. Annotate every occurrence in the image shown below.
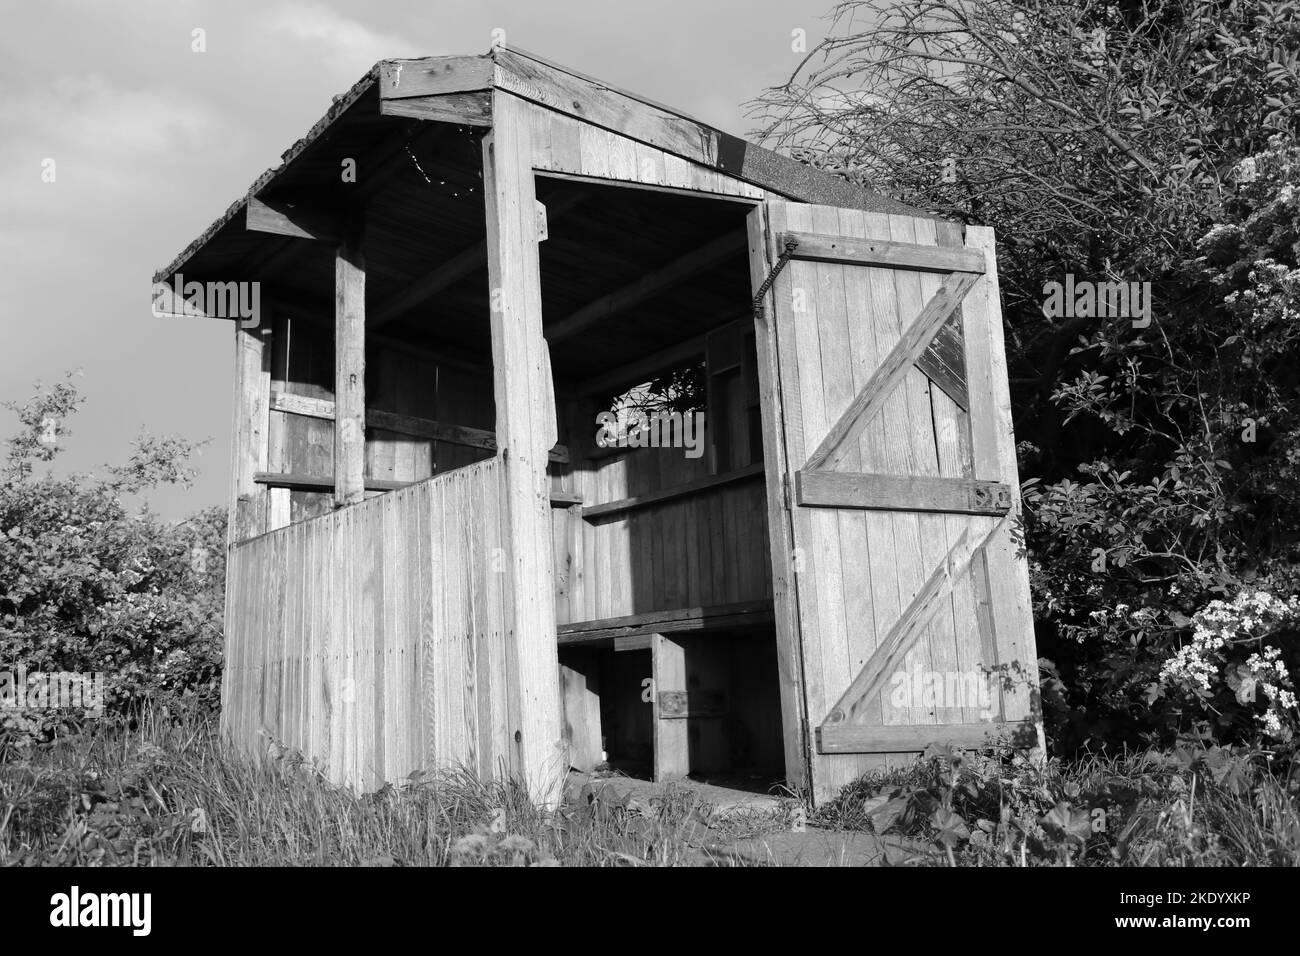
[558,654,603,772]
[334,221,366,508]
[482,91,565,804]
[228,317,271,547]
[652,633,688,782]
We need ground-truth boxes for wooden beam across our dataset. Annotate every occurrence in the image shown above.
[964,226,1044,749]
[334,223,366,507]
[371,190,588,327]
[534,168,762,205]
[253,471,409,493]
[268,390,569,464]
[581,463,763,520]
[245,196,340,243]
[803,271,979,471]
[782,231,986,274]
[746,202,811,790]
[557,600,775,644]
[492,48,923,216]
[794,471,1011,516]
[254,469,578,507]
[816,721,1028,754]
[823,518,1003,726]
[575,333,706,398]
[545,231,747,343]
[379,56,495,99]
[483,90,564,804]
[379,92,492,126]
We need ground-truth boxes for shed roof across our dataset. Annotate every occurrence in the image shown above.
[154,47,927,285]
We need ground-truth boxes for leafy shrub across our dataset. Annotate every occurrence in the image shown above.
[751,0,1300,753]
[819,741,1300,866]
[0,376,224,751]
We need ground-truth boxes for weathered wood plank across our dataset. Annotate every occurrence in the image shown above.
[334,226,365,507]
[652,634,688,781]
[803,271,979,472]
[795,471,1012,516]
[816,721,1026,754]
[483,90,565,804]
[964,226,1043,747]
[782,231,986,274]
[229,322,271,545]
[378,56,495,99]
[379,92,492,126]
[746,202,809,788]
[823,518,1003,727]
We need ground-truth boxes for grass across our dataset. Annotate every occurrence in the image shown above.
[0,711,777,866]
[812,743,1300,866]
[3,712,1298,866]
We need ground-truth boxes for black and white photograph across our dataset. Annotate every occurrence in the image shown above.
[0,0,1293,928]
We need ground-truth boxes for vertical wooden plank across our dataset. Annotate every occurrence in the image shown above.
[483,91,565,803]
[652,633,688,781]
[229,321,271,545]
[933,220,987,724]
[903,214,963,727]
[747,201,810,790]
[335,224,366,508]
[830,207,892,743]
[559,656,603,772]
[963,226,1041,746]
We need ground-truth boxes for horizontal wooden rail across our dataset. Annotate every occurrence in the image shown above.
[269,391,570,464]
[256,470,580,507]
[254,472,408,492]
[795,471,1012,516]
[780,231,986,274]
[557,600,774,644]
[581,463,764,520]
[815,722,1029,754]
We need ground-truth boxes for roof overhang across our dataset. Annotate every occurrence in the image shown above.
[154,47,928,287]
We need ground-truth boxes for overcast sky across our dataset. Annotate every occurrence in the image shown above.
[0,0,837,519]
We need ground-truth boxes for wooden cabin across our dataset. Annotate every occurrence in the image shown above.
[155,48,1041,804]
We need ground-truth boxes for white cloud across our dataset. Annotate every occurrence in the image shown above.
[259,2,428,68]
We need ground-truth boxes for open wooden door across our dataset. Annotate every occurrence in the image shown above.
[746,201,1041,802]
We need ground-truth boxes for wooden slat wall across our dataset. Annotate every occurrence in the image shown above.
[553,448,772,625]
[222,458,510,790]
[263,316,496,527]
[525,100,766,200]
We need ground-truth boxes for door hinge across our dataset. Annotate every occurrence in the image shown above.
[752,236,800,321]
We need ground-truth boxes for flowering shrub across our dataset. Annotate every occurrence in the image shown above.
[1160,591,1300,742]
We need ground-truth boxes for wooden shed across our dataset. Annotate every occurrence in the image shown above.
[155,48,1041,804]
